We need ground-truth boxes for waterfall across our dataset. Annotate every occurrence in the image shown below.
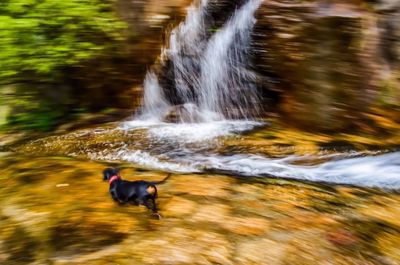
[104,0,400,190]
[138,0,263,122]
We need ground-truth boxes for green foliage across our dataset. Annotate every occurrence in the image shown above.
[0,0,128,131]
[0,0,126,84]
[4,91,59,131]
[8,106,62,131]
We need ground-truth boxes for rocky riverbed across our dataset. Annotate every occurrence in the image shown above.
[1,153,400,265]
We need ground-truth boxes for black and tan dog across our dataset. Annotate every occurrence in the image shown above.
[103,168,170,218]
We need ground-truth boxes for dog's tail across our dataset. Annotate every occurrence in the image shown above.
[150,173,171,185]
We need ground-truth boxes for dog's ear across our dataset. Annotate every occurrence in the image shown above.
[103,168,110,181]
[103,167,121,181]
[103,168,114,181]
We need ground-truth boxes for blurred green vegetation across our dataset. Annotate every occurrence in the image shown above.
[0,0,127,131]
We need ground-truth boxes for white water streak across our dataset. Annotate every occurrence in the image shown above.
[138,0,262,121]
[140,71,170,121]
[197,152,400,189]
[111,149,400,189]
[198,0,262,118]
[169,0,208,102]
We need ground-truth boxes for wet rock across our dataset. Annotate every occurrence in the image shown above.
[191,203,269,236]
[163,196,197,217]
[235,238,287,265]
[282,229,335,265]
[376,230,400,263]
[205,0,249,33]
[273,211,338,232]
[357,201,400,227]
[2,226,39,264]
[53,244,123,265]
[327,228,358,247]
[2,156,400,264]
[369,0,400,12]
[221,216,270,236]
[168,174,232,198]
[48,217,129,256]
[375,2,400,109]
[253,0,400,131]
[163,104,205,123]
[191,204,232,223]
[130,228,234,265]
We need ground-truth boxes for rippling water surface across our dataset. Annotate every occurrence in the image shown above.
[15,119,400,190]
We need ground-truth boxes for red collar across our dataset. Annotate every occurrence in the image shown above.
[109,175,120,184]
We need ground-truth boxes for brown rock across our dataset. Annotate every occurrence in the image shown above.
[191,204,232,223]
[163,104,205,123]
[169,175,232,198]
[163,196,197,217]
[327,228,358,247]
[253,0,400,131]
[235,238,287,265]
[221,216,270,236]
[130,228,234,265]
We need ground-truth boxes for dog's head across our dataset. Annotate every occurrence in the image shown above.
[103,167,120,181]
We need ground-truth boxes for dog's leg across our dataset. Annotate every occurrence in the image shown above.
[141,198,156,212]
[143,198,161,219]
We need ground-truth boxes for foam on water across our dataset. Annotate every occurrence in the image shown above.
[195,152,400,189]
[123,119,261,143]
[107,145,400,189]
[119,150,199,173]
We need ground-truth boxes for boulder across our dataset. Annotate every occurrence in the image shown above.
[163,103,205,123]
[253,0,400,131]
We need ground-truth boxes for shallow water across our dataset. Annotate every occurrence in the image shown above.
[14,119,400,189]
[1,152,400,264]
[0,116,400,265]
[1,118,400,264]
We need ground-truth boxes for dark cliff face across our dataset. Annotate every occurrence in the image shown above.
[253,0,400,132]
[70,0,192,111]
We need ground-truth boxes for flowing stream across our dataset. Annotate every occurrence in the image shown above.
[120,0,400,189]
[14,0,400,190]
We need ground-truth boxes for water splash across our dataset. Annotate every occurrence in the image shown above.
[137,0,262,122]
[140,71,170,121]
[197,0,262,118]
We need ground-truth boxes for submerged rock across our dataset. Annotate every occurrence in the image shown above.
[163,104,206,123]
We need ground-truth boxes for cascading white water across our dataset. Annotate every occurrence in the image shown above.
[140,71,170,121]
[138,0,262,122]
[198,0,261,118]
[117,0,400,190]
[169,0,208,107]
